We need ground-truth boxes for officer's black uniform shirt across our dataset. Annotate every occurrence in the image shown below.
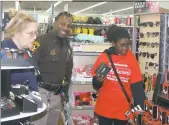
[33,31,73,85]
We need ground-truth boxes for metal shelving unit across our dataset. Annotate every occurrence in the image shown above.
[72,23,133,28]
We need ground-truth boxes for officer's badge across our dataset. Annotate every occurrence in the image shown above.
[68,48,72,58]
[50,50,56,56]
[31,41,40,53]
[68,49,71,56]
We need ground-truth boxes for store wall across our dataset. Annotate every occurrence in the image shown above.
[160,1,169,12]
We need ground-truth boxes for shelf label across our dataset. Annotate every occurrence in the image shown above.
[73,45,83,51]
[77,106,82,109]
[81,81,86,84]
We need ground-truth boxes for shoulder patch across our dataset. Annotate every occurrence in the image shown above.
[31,41,40,53]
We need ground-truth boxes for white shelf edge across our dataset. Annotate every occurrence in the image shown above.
[73,51,101,56]
[72,23,108,27]
[71,42,111,45]
[72,23,133,28]
[71,105,94,110]
[1,103,47,122]
[1,66,34,70]
[72,81,92,85]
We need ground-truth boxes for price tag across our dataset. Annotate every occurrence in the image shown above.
[77,45,83,51]
[81,81,86,84]
[73,45,82,51]
[77,106,82,109]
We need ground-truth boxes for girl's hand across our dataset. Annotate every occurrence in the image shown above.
[96,74,105,82]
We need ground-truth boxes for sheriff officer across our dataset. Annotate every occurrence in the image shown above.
[32,11,73,125]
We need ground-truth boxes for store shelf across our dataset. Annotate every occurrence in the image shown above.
[116,24,133,27]
[72,23,133,28]
[69,36,107,40]
[71,113,96,125]
[72,81,92,85]
[72,23,108,27]
[72,77,92,83]
[73,51,101,56]
[71,105,94,110]
[1,66,34,70]
[71,42,110,45]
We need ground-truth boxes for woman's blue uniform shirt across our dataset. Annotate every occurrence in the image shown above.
[1,39,38,91]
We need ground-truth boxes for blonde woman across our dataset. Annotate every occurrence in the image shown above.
[2,11,38,92]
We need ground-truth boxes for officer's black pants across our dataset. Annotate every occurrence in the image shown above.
[98,115,128,125]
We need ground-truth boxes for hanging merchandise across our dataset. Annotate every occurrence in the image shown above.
[101,28,106,38]
[83,16,88,23]
[94,17,102,24]
[144,73,151,92]
[102,16,110,25]
[126,16,131,26]
[72,114,99,125]
[73,15,78,23]
[87,17,95,24]
[74,92,92,106]
[109,17,115,25]
[139,15,160,99]
[79,15,86,23]
[120,17,126,25]
[75,34,104,43]
[73,15,88,23]
[76,27,82,34]
[142,72,157,92]
[139,21,160,28]
[94,29,101,36]
[76,15,81,23]
[79,15,88,23]
[114,17,120,24]
[88,28,94,35]
[152,74,157,90]
[82,27,88,34]
[73,15,81,23]
[161,70,169,99]
[138,14,160,79]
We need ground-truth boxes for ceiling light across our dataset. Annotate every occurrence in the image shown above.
[46,1,62,13]
[103,6,133,15]
[73,2,107,14]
